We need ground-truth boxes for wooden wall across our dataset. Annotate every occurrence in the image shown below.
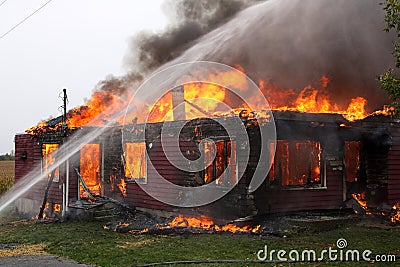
[14,134,46,202]
[388,124,400,204]
[15,133,81,209]
[253,115,345,215]
[15,113,400,219]
[124,118,251,219]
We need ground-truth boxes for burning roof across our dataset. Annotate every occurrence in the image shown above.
[25,0,394,135]
[25,69,389,137]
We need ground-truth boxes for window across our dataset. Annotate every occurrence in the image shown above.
[269,140,323,188]
[80,144,101,197]
[42,144,59,182]
[345,141,361,182]
[202,140,237,186]
[124,142,147,183]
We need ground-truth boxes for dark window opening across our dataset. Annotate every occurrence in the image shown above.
[269,140,323,188]
[202,140,237,186]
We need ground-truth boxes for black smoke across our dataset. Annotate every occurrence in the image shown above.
[124,0,260,74]
[161,0,394,110]
[97,0,393,112]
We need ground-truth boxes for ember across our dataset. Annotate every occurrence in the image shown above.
[54,204,61,213]
[26,121,61,135]
[389,203,400,224]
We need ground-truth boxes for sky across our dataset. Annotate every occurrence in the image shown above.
[0,0,167,155]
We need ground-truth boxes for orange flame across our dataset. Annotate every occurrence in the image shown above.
[54,204,61,212]
[26,121,61,135]
[117,179,127,197]
[344,97,367,121]
[109,175,127,197]
[67,91,130,128]
[389,203,400,224]
[80,144,101,197]
[261,76,368,121]
[352,192,371,215]
[163,214,260,234]
[27,66,380,136]
[42,144,59,179]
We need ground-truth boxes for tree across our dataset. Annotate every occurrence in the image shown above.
[0,152,14,161]
[379,0,400,114]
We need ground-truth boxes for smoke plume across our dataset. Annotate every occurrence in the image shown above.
[159,0,395,110]
[97,0,393,112]
[124,0,260,74]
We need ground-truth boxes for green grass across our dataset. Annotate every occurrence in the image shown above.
[0,161,14,195]
[0,219,398,266]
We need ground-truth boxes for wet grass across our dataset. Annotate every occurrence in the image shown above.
[0,219,398,266]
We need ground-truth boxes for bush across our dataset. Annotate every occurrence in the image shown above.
[0,153,14,161]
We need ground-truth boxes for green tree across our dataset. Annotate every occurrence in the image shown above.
[0,153,14,161]
[379,0,400,114]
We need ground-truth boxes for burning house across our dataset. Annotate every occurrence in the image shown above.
[9,0,400,225]
[12,78,400,222]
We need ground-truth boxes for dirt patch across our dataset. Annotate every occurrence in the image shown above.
[0,243,47,257]
[0,255,94,267]
[0,243,94,267]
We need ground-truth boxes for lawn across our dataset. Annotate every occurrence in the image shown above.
[0,161,14,195]
[0,219,398,266]
[0,162,398,266]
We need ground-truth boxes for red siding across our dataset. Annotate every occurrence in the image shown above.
[124,137,192,211]
[14,134,78,206]
[388,125,400,203]
[15,134,41,181]
[255,166,343,214]
[14,134,46,201]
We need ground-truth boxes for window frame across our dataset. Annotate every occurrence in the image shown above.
[268,140,326,190]
[200,139,238,187]
[79,143,102,197]
[41,143,60,183]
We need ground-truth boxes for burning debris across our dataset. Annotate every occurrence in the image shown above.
[103,211,375,238]
[105,214,262,235]
[163,214,261,234]
[351,193,371,215]
[349,193,400,226]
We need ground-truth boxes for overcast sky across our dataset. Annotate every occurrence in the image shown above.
[0,0,167,154]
